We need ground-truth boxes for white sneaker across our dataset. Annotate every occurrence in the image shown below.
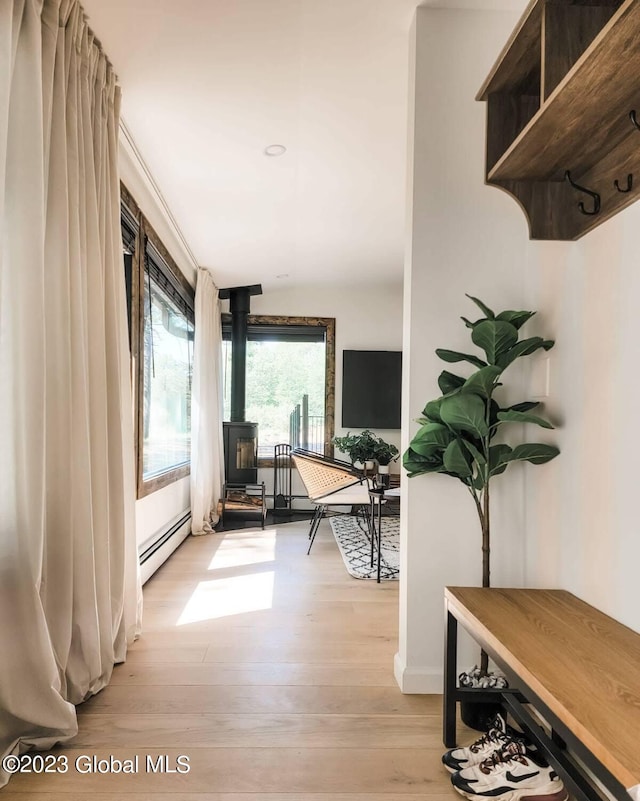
[443,713,522,773]
[451,741,567,801]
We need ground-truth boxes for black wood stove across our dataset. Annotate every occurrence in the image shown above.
[219,283,262,484]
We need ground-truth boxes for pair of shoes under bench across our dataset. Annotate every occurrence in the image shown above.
[450,740,568,801]
[442,712,530,774]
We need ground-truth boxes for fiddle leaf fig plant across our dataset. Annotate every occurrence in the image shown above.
[404,295,559,670]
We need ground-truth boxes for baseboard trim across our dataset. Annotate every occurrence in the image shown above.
[394,652,443,694]
[138,511,192,585]
[139,511,191,565]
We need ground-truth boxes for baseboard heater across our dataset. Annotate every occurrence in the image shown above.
[139,511,191,565]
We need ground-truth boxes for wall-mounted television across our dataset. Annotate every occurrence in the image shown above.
[342,350,402,429]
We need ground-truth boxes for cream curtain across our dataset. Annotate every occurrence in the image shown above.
[191,267,225,535]
[0,0,140,785]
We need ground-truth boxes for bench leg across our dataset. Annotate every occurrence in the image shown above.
[443,608,458,748]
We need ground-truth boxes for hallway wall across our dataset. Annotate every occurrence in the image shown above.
[523,206,640,632]
[400,3,640,692]
[398,5,532,692]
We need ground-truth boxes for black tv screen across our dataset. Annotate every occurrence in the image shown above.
[342,350,402,429]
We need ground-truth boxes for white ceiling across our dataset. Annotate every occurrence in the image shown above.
[82,0,526,290]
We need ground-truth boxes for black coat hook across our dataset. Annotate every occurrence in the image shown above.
[615,173,633,193]
[631,110,640,131]
[564,170,601,216]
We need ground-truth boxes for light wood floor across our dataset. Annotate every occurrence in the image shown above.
[2,519,461,800]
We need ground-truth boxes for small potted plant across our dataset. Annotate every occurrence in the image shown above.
[373,437,399,486]
[332,430,378,469]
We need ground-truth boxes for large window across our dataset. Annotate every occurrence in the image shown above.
[121,186,195,497]
[142,242,194,481]
[222,316,335,461]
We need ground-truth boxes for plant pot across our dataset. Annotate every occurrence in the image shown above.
[460,698,503,732]
[377,464,390,488]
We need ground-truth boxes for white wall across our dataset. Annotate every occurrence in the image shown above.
[398,6,531,693]
[524,207,640,633]
[119,130,196,575]
[400,4,640,694]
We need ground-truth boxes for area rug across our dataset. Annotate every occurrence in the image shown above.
[329,514,399,581]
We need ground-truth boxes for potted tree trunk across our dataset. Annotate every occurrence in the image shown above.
[403,295,560,728]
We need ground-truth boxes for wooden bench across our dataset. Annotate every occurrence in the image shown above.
[444,587,640,801]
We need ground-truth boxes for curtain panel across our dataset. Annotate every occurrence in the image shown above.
[191,268,225,535]
[0,0,140,784]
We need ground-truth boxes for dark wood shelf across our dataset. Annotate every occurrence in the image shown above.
[477,0,640,240]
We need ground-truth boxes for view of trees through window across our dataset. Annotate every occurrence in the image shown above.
[223,337,326,458]
[142,278,194,479]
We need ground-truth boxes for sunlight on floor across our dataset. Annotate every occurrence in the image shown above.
[207,528,277,570]
[176,571,275,624]
[176,530,278,625]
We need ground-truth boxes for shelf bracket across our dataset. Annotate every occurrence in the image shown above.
[564,171,601,216]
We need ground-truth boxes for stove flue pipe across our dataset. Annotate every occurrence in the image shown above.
[219,283,263,423]
[229,288,249,422]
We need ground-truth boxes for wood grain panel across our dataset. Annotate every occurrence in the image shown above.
[109,662,399,687]
[0,795,454,801]
[542,4,618,100]
[65,713,438,749]
[489,0,640,181]
[445,587,640,789]
[77,685,433,716]
[477,0,542,99]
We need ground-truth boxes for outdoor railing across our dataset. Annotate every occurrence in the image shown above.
[289,394,324,454]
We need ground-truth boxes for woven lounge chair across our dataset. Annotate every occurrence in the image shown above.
[292,448,374,554]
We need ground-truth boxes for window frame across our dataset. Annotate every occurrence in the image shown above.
[220,314,336,466]
[121,183,195,499]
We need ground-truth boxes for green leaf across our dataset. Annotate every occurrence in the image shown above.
[461,366,503,398]
[411,422,453,450]
[505,401,540,413]
[461,317,484,330]
[488,399,501,437]
[497,410,554,429]
[489,444,513,476]
[438,371,466,394]
[496,337,554,369]
[436,349,487,369]
[460,437,487,466]
[440,393,489,437]
[495,310,536,330]
[403,447,446,477]
[504,443,560,465]
[443,439,473,478]
[466,294,495,319]
[423,397,444,423]
[471,320,518,365]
